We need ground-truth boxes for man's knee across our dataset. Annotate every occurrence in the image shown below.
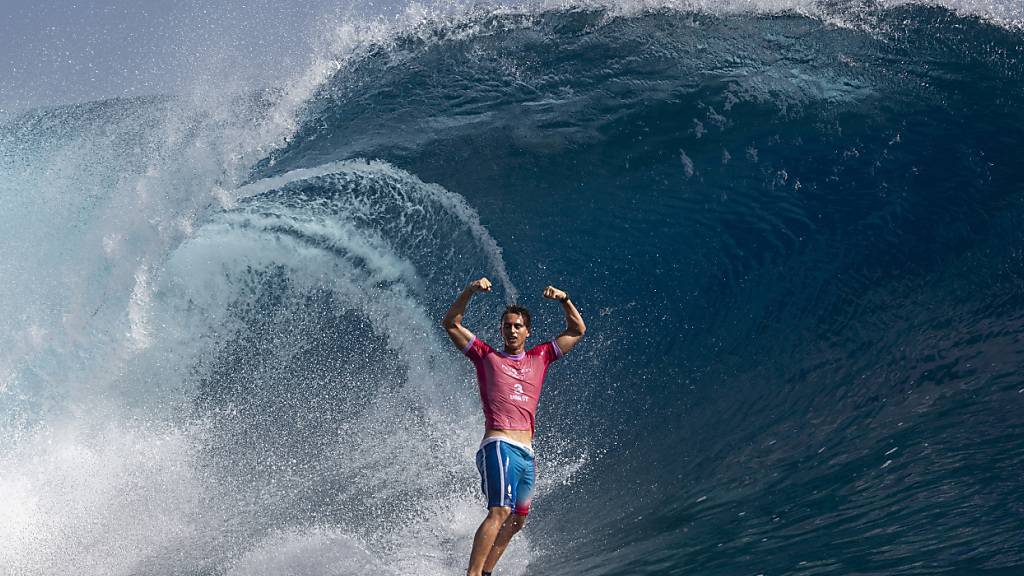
[505,513,526,533]
[485,506,512,525]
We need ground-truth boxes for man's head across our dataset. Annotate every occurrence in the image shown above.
[500,305,531,352]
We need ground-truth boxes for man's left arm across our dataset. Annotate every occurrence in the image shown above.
[543,285,586,356]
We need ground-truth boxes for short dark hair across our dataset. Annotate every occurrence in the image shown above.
[501,305,532,329]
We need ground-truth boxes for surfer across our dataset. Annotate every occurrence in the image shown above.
[443,277,586,576]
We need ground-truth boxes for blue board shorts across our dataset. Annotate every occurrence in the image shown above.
[475,437,536,516]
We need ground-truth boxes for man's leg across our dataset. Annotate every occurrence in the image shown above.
[467,506,511,576]
[482,513,526,573]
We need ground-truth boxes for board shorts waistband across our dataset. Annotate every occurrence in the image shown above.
[479,436,534,457]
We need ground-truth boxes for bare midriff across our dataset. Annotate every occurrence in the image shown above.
[484,428,533,448]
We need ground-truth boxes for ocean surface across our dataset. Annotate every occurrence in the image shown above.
[2,1,1023,575]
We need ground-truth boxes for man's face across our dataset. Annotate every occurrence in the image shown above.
[501,313,530,349]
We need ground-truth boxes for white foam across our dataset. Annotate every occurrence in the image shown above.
[882,0,1023,26]
[541,0,1022,26]
[232,159,518,302]
[127,264,154,351]
[226,528,392,576]
[312,0,1023,40]
[0,416,230,575]
[0,14,442,574]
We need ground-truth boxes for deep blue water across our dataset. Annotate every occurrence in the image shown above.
[2,3,1023,575]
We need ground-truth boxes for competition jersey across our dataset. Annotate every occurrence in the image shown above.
[462,336,562,434]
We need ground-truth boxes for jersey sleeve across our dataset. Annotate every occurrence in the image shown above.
[462,335,492,363]
[529,340,562,366]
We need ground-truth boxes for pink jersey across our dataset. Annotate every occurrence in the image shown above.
[462,336,562,434]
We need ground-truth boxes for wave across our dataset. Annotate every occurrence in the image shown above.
[2,2,1023,575]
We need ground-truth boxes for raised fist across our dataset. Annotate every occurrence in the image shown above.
[469,277,493,293]
[543,285,567,302]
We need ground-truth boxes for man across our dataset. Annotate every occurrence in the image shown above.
[442,277,586,576]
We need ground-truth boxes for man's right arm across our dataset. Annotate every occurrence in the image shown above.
[442,277,492,351]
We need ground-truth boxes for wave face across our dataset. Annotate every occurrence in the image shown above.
[2,2,1024,575]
